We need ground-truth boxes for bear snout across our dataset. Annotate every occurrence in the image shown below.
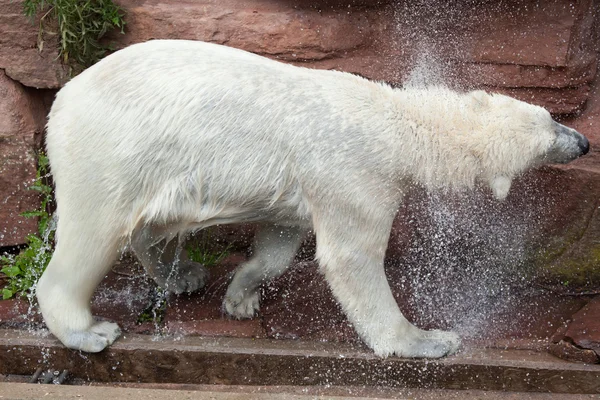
[546,123,590,164]
[561,124,589,154]
[578,134,590,156]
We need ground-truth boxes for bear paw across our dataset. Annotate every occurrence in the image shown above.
[411,329,461,358]
[223,288,260,319]
[62,321,122,353]
[374,329,461,359]
[162,261,209,295]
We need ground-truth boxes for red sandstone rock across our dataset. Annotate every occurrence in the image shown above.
[0,70,49,247]
[1,0,597,115]
[570,59,600,157]
[0,0,67,88]
[562,296,600,356]
[384,0,597,110]
[529,61,600,286]
[450,1,594,67]
[113,0,377,62]
[512,167,600,287]
[0,297,32,328]
[91,259,156,332]
[162,254,267,339]
[167,319,265,339]
[549,340,600,364]
[549,296,600,363]
[456,61,597,90]
[261,261,359,342]
[495,86,592,116]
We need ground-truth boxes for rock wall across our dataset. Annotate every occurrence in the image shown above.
[0,71,49,246]
[1,0,598,112]
[0,0,67,88]
[0,0,599,285]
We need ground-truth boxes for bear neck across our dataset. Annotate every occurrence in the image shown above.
[388,87,482,192]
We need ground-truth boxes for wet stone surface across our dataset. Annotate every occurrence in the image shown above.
[550,296,600,363]
[164,254,266,338]
[0,70,48,247]
[91,258,156,333]
[261,261,359,343]
[1,330,600,393]
[0,252,594,354]
[0,296,35,329]
[565,296,600,356]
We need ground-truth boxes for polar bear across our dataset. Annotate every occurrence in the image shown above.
[36,40,589,357]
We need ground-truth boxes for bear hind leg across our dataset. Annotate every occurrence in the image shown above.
[224,224,307,319]
[36,226,122,352]
[131,224,209,294]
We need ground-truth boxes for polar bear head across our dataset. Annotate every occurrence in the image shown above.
[464,90,589,200]
[402,88,589,199]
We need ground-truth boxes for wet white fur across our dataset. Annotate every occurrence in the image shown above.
[37,40,574,356]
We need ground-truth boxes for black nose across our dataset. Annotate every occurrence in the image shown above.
[579,135,590,155]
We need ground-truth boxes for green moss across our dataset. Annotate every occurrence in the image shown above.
[534,243,600,289]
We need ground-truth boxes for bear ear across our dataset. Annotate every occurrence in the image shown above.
[470,90,490,110]
[489,175,512,200]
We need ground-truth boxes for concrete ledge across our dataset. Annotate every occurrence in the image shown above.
[1,329,599,394]
[3,382,600,400]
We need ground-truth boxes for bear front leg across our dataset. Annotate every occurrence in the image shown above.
[36,226,122,352]
[313,207,461,358]
[131,224,209,294]
[224,224,307,319]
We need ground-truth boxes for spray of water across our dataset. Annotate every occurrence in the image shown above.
[387,1,556,341]
[388,188,549,340]
[19,214,57,336]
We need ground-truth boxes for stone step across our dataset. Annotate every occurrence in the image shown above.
[1,381,599,400]
[1,329,599,394]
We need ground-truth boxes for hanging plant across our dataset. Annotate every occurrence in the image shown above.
[24,0,126,70]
